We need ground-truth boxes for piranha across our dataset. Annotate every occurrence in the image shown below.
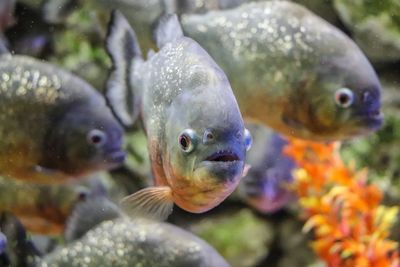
[90,0,254,53]
[238,124,296,213]
[0,175,114,235]
[41,198,230,267]
[0,47,125,184]
[105,11,251,220]
[181,1,383,141]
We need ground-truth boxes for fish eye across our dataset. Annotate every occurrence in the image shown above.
[203,129,215,143]
[87,129,107,147]
[178,129,197,153]
[244,128,252,151]
[335,88,354,108]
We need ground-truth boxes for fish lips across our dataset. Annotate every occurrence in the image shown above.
[197,150,245,183]
[359,109,384,130]
[104,149,126,166]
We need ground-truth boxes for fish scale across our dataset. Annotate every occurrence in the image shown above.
[182,1,383,141]
[0,53,125,183]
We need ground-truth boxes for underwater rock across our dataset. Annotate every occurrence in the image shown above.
[182,1,383,141]
[334,0,400,63]
[190,209,274,267]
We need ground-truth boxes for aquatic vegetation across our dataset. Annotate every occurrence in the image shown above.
[284,138,400,267]
[334,0,400,62]
[191,209,273,267]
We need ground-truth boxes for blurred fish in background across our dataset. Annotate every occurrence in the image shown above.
[238,124,296,213]
[181,1,383,141]
[0,174,121,235]
[0,47,125,183]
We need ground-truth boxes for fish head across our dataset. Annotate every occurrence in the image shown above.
[295,43,383,141]
[241,159,295,213]
[163,76,252,212]
[240,136,296,214]
[48,104,126,176]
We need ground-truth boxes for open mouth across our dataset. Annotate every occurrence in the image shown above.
[205,150,240,162]
[366,109,383,121]
[106,150,126,164]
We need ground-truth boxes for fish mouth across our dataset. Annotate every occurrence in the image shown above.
[360,109,383,129]
[204,150,240,162]
[105,150,126,164]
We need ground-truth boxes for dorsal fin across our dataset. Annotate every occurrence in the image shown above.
[65,197,122,242]
[0,39,9,55]
[105,9,142,129]
[153,14,183,48]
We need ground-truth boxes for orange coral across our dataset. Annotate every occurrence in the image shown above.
[284,138,399,267]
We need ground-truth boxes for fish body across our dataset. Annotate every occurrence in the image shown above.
[181,1,383,141]
[0,175,112,235]
[0,53,125,183]
[42,217,230,267]
[94,0,239,51]
[239,124,296,213]
[106,12,251,219]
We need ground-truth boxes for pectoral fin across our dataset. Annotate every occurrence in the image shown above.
[242,164,251,177]
[120,186,174,221]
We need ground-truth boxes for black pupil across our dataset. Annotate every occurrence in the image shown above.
[339,93,349,104]
[91,134,102,144]
[207,133,213,139]
[180,135,189,149]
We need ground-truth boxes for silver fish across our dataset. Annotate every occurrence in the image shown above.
[105,11,251,220]
[0,50,125,184]
[239,124,296,213]
[181,1,383,141]
[41,197,230,267]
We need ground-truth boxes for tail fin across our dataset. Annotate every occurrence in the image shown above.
[0,212,41,266]
[153,14,183,48]
[105,10,142,129]
[65,196,122,242]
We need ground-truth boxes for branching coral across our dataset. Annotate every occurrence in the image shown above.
[284,138,399,267]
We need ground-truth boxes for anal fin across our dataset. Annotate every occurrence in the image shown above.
[120,186,174,221]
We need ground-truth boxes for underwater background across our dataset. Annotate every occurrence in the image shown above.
[0,0,399,266]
